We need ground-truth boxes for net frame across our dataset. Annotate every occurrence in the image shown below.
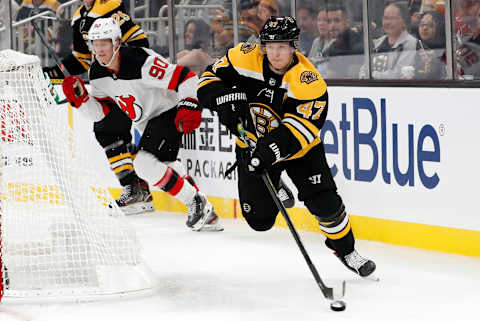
[0,50,155,303]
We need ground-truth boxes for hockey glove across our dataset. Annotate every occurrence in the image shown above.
[214,89,248,135]
[175,97,202,134]
[42,65,64,79]
[240,139,280,176]
[62,75,89,108]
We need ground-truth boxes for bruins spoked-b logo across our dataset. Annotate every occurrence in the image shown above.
[240,43,256,54]
[300,71,319,84]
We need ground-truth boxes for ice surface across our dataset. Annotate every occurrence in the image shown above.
[1,211,479,321]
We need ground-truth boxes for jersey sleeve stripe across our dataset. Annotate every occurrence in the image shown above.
[283,117,315,143]
[128,33,147,42]
[73,51,92,60]
[167,66,183,90]
[198,77,221,89]
[283,123,309,149]
[284,113,320,136]
[121,25,141,42]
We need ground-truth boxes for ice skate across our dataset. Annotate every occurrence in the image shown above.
[186,192,224,232]
[335,249,376,277]
[115,178,154,215]
[277,179,295,209]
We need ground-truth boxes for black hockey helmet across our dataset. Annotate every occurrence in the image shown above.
[259,16,300,46]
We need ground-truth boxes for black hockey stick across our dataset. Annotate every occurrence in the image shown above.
[236,121,345,301]
[30,12,81,101]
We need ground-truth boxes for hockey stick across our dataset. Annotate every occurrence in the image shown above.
[30,12,80,102]
[236,121,345,301]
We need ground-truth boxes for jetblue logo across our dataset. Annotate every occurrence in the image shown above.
[321,98,441,189]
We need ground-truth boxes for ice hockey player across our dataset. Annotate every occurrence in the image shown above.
[197,16,376,276]
[61,17,223,232]
[44,0,153,215]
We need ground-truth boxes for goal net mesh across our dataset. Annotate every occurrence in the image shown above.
[0,50,154,301]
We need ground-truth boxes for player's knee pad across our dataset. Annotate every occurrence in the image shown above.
[104,140,135,184]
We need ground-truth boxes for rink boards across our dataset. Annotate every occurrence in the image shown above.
[65,85,480,257]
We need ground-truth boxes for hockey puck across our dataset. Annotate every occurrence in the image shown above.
[330,300,346,312]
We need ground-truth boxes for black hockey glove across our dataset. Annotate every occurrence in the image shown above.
[240,139,280,176]
[214,89,248,136]
[43,65,64,79]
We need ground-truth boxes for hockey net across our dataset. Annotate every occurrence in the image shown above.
[0,50,155,302]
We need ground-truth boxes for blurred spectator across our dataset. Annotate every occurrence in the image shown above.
[455,0,480,79]
[184,18,211,50]
[324,2,364,78]
[240,0,264,41]
[54,19,73,59]
[297,0,319,55]
[0,0,20,49]
[16,0,59,21]
[1,0,20,22]
[257,0,280,23]
[414,10,447,79]
[308,6,333,75]
[361,2,417,79]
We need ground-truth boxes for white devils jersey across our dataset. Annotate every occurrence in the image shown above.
[82,46,198,133]
[456,36,480,79]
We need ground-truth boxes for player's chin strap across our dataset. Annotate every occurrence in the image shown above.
[237,120,346,303]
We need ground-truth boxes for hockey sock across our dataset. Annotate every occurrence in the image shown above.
[135,151,196,204]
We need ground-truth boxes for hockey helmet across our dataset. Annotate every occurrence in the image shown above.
[259,16,300,45]
[87,18,122,66]
[87,17,122,44]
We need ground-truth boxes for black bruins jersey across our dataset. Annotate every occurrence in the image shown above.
[62,0,148,75]
[198,42,328,162]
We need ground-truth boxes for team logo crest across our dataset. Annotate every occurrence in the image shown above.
[115,95,143,122]
[300,71,318,84]
[242,203,251,213]
[240,43,256,54]
[268,21,278,28]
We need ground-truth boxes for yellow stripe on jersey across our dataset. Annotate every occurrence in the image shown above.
[74,55,91,71]
[201,71,216,78]
[73,50,92,60]
[283,113,320,143]
[226,42,263,75]
[319,220,351,240]
[129,33,147,42]
[109,152,132,164]
[283,123,308,149]
[121,24,140,42]
[114,164,134,174]
[198,78,222,89]
[198,71,222,89]
[282,52,327,101]
[235,130,258,148]
[90,0,122,17]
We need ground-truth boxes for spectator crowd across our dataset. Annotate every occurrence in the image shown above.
[3,0,480,80]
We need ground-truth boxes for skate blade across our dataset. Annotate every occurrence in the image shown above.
[122,202,155,215]
[192,223,224,232]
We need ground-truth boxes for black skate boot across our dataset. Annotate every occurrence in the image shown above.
[277,179,295,209]
[116,178,154,215]
[186,192,224,232]
[335,250,376,277]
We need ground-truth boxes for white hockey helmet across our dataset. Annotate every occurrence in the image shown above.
[88,17,122,66]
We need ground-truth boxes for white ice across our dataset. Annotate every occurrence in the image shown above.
[1,211,479,321]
